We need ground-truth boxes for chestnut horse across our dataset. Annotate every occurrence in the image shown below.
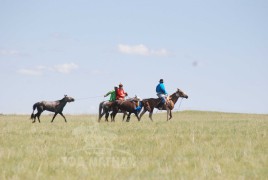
[30,95,75,123]
[139,88,188,121]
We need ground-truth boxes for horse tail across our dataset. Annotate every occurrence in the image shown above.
[31,103,38,119]
[98,101,104,119]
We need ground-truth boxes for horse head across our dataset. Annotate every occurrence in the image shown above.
[176,89,188,99]
[63,95,75,102]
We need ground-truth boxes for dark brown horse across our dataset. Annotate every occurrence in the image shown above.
[98,101,128,122]
[139,88,188,121]
[111,99,151,122]
[30,95,75,123]
[98,101,113,122]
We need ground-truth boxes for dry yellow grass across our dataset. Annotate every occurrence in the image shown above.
[0,111,267,179]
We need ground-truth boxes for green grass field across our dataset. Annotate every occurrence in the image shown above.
[0,111,267,179]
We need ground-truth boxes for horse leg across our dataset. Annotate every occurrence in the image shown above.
[166,109,169,121]
[59,112,67,122]
[166,109,171,121]
[113,113,117,122]
[105,112,109,122]
[169,110,173,120]
[126,113,131,122]
[36,106,43,123]
[98,111,106,122]
[51,113,58,123]
[110,113,113,121]
[134,112,140,121]
[37,112,41,123]
[122,111,127,121]
[111,111,117,122]
[98,112,104,122]
[32,116,36,123]
[139,109,146,120]
[36,110,43,123]
[149,108,154,121]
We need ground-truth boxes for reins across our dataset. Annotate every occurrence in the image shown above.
[177,98,183,111]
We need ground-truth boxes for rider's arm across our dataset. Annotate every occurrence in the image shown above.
[104,91,112,97]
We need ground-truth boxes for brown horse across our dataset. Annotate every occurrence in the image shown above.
[98,101,128,122]
[111,99,151,122]
[139,88,188,121]
[98,101,113,122]
[30,95,75,123]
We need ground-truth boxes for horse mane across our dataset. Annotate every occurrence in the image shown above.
[59,97,65,102]
[169,91,179,104]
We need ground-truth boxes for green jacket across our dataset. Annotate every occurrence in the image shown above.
[105,90,116,102]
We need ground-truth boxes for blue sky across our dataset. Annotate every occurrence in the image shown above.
[0,0,267,114]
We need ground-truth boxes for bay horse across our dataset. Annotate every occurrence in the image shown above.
[139,88,188,121]
[110,99,151,122]
[30,95,75,123]
[98,101,128,122]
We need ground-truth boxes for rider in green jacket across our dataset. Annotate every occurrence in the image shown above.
[104,87,117,102]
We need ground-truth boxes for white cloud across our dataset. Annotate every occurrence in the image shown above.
[117,44,170,56]
[17,68,43,76]
[53,63,79,74]
[18,66,50,76]
[17,63,79,76]
[118,44,149,56]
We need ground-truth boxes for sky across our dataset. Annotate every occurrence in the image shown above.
[0,0,267,114]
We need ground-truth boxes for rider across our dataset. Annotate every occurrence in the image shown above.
[116,83,128,100]
[134,96,143,112]
[104,86,118,102]
[156,79,168,109]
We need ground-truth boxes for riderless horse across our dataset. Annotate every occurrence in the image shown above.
[30,95,75,123]
[139,88,188,121]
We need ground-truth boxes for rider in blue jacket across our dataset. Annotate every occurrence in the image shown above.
[156,79,168,109]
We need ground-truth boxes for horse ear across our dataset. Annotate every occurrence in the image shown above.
[64,95,67,97]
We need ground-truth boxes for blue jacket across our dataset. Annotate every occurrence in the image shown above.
[156,83,168,94]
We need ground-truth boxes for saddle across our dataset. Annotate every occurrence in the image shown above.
[157,96,171,109]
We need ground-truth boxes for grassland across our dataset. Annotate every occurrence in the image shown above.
[0,111,267,179]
